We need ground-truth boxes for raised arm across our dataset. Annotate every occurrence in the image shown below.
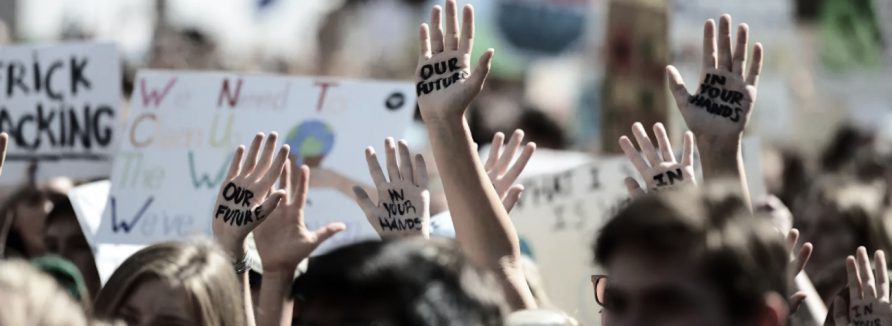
[212,132,290,326]
[666,14,762,209]
[415,0,536,310]
[253,161,345,326]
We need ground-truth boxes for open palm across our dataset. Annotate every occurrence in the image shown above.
[416,0,493,119]
[354,138,431,239]
[619,122,696,198]
[667,15,762,139]
[253,162,345,272]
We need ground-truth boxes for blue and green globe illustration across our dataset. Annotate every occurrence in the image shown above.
[285,120,336,167]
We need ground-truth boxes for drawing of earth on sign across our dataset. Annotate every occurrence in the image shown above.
[285,120,335,167]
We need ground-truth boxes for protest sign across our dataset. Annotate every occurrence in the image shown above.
[510,152,635,323]
[0,43,120,183]
[95,71,415,254]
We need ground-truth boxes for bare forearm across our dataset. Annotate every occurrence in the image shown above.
[697,138,751,209]
[256,271,294,326]
[425,115,535,309]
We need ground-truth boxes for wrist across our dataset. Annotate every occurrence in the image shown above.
[696,136,741,156]
[420,107,465,125]
[217,237,247,261]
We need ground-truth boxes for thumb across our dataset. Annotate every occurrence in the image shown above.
[313,223,346,244]
[502,184,524,213]
[469,49,494,92]
[788,291,806,313]
[256,190,286,222]
[624,177,645,199]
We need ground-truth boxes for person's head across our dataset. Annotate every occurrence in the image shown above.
[44,194,101,297]
[0,259,89,326]
[794,175,892,301]
[292,237,508,325]
[594,185,789,326]
[0,185,54,258]
[94,239,245,326]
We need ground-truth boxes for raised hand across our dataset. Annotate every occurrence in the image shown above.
[213,132,289,258]
[416,0,493,120]
[787,228,813,312]
[666,14,762,139]
[483,130,536,212]
[619,122,696,198]
[254,160,346,273]
[832,247,892,325]
[354,138,431,239]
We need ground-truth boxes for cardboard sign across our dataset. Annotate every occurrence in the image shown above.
[95,71,415,253]
[0,43,121,183]
[510,153,635,322]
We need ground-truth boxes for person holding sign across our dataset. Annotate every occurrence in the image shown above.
[618,122,696,198]
[666,14,763,209]
[354,138,431,238]
[414,0,536,310]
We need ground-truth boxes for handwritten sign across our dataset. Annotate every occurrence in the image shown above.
[95,71,415,251]
[509,152,636,322]
[0,43,120,183]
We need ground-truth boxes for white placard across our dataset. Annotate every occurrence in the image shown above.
[96,70,416,254]
[0,43,121,183]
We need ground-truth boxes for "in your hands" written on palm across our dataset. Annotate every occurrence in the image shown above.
[354,138,431,238]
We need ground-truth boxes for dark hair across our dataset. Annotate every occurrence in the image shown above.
[292,237,507,325]
[594,185,789,322]
[0,185,52,258]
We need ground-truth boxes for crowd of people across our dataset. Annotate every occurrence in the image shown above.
[1,0,891,325]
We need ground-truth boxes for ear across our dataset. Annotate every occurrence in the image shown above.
[754,292,788,326]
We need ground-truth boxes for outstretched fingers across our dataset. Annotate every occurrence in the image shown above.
[485,132,505,170]
[444,0,460,51]
[746,43,763,87]
[413,154,429,188]
[398,140,414,183]
[876,250,889,300]
[619,135,649,177]
[365,147,387,188]
[666,66,690,110]
[681,131,695,167]
[631,122,660,167]
[385,138,401,182]
[242,133,264,175]
[653,123,675,163]
[717,14,733,71]
[419,24,432,60]
[495,130,524,175]
[459,4,475,54]
[227,146,245,180]
[732,23,749,76]
[430,5,445,54]
[857,246,877,299]
[702,19,717,69]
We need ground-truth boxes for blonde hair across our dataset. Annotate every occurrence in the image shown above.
[94,239,245,326]
[0,259,89,326]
